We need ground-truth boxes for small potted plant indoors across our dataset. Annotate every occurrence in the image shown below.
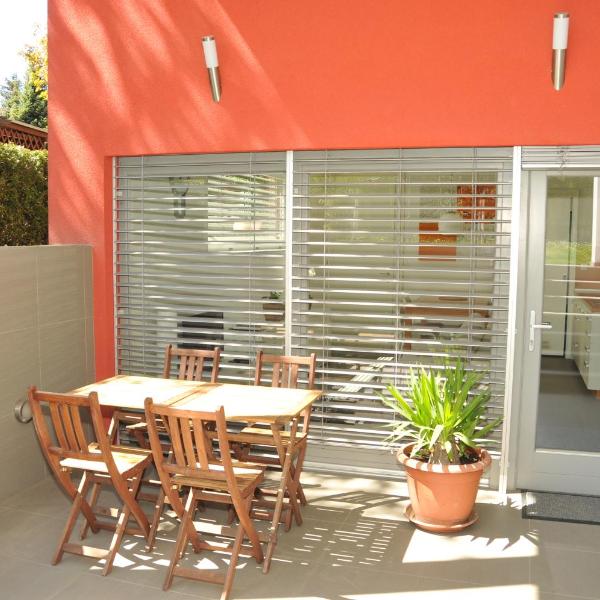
[379,358,501,532]
[262,291,284,322]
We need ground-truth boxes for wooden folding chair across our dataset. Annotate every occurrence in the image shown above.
[163,344,221,382]
[116,345,222,447]
[84,345,221,548]
[136,345,222,550]
[145,398,265,600]
[232,351,317,529]
[121,345,222,447]
[28,387,152,575]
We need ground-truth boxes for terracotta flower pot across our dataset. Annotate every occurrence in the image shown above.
[397,444,491,533]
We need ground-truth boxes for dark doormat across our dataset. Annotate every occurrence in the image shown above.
[522,490,600,525]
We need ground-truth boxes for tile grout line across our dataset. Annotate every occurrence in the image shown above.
[34,248,43,387]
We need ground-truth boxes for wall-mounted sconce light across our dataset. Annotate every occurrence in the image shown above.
[552,12,569,91]
[202,35,221,102]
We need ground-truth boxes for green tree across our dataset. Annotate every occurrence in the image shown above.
[22,34,48,102]
[0,74,23,119]
[14,77,47,127]
[0,33,47,128]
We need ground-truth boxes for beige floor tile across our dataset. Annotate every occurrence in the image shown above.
[349,496,411,523]
[300,502,356,523]
[47,570,199,600]
[0,508,68,564]
[0,555,81,600]
[539,593,597,600]
[300,475,409,524]
[92,533,170,590]
[341,581,541,600]
[1,477,67,518]
[285,515,421,577]
[302,472,408,498]
[398,524,534,586]
[530,517,600,554]
[532,545,600,599]
[232,559,482,600]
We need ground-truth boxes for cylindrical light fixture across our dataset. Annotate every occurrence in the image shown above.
[202,35,221,102]
[552,12,569,91]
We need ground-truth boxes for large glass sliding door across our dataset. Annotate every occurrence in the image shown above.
[114,148,513,475]
[292,149,512,468]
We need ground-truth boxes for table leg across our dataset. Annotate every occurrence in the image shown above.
[262,418,299,574]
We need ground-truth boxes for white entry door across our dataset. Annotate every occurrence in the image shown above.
[516,172,600,494]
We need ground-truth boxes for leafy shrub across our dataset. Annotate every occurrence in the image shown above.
[379,358,501,465]
[0,143,47,245]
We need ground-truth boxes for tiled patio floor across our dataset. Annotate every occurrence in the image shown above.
[0,472,598,600]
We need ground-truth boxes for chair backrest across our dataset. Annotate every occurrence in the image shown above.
[144,398,243,513]
[28,387,113,472]
[163,344,221,383]
[254,351,317,389]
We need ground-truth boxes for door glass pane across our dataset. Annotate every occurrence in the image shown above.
[535,176,600,452]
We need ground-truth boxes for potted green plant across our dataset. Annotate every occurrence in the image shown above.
[262,291,284,322]
[379,358,501,532]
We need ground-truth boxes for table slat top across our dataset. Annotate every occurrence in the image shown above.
[71,376,321,422]
[172,384,321,423]
[71,375,204,410]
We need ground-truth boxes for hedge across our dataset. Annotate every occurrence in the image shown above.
[0,143,48,245]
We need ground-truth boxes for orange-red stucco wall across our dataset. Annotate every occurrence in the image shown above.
[48,0,600,379]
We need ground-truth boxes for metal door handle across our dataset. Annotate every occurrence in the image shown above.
[529,310,553,351]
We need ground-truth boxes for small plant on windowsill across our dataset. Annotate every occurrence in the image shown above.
[262,291,284,322]
[378,357,501,532]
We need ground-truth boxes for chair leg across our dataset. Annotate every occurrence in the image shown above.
[221,514,246,600]
[293,442,308,507]
[102,473,143,576]
[52,471,92,565]
[163,489,196,591]
[57,469,99,535]
[236,494,263,564]
[111,469,150,540]
[286,455,303,529]
[146,486,166,552]
[79,480,101,540]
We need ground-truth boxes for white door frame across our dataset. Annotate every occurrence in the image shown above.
[511,170,600,494]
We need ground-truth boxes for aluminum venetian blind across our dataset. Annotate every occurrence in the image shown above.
[114,152,286,381]
[292,148,513,451]
[522,146,600,170]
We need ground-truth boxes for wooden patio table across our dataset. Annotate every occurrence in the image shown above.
[72,375,321,574]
